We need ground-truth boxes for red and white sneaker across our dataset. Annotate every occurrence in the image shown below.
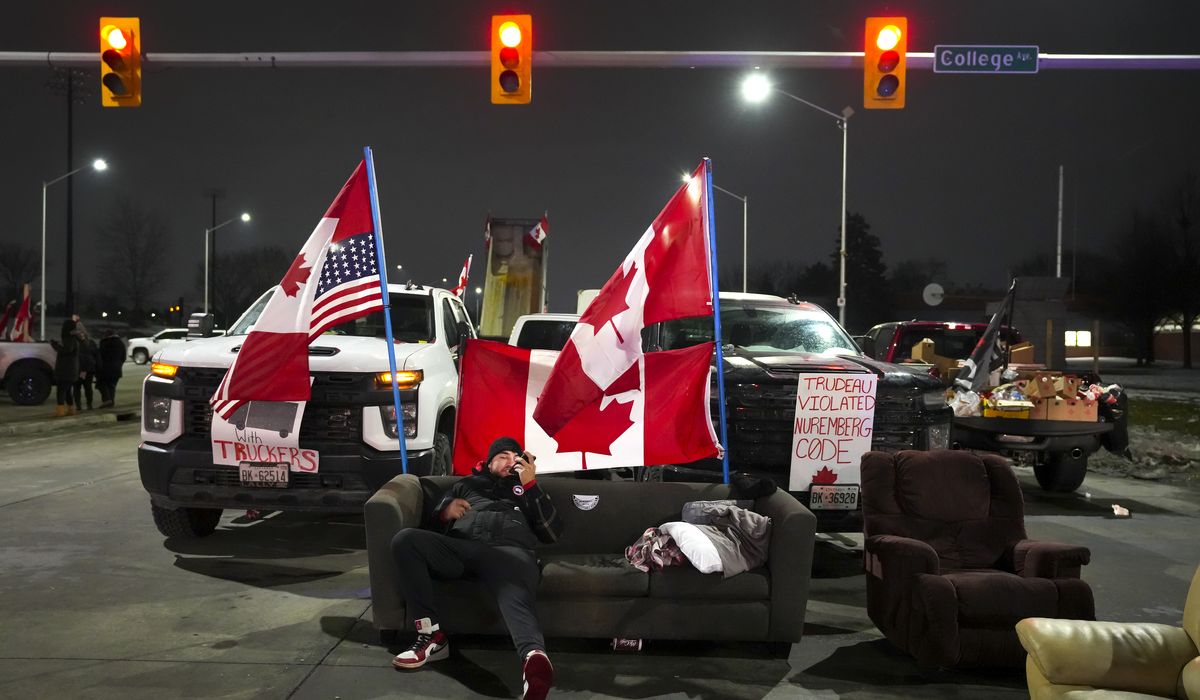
[521,650,554,700]
[392,618,449,670]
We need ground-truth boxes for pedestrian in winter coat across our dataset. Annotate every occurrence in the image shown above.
[389,436,561,700]
[50,318,80,416]
[96,331,125,408]
[74,328,98,410]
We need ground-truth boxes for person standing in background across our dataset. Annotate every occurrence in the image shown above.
[96,330,126,408]
[50,318,80,417]
[75,324,99,411]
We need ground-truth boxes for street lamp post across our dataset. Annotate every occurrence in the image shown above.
[204,212,251,315]
[683,174,748,293]
[41,158,107,340]
[474,286,483,324]
[742,74,854,327]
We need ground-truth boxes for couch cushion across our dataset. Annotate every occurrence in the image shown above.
[943,570,1059,626]
[650,566,769,601]
[539,554,648,598]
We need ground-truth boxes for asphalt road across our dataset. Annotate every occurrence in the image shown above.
[1,423,1197,699]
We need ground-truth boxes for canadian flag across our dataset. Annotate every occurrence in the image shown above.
[527,215,549,247]
[451,254,472,298]
[210,161,383,419]
[10,284,32,342]
[453,339,718,474]
[533,159,714,437]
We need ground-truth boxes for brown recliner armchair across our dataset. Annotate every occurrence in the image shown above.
[1016,565,1200,699]
[861,449,1096,668]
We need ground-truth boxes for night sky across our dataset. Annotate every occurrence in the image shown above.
[4,1,1200,318]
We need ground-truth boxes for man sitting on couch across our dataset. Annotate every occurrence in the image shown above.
[390,436,564,700]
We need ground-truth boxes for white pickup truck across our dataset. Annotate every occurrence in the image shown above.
[138,283,474,537]
[0,341,56,404]
[507,313,581,350]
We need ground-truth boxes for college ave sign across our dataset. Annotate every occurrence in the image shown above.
[934,45,1039,74]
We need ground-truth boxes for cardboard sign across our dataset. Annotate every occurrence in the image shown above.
[789,373,878,491]
[211,400,320,472]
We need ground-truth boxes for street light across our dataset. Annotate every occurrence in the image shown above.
[474,286,483,322]
[41,158,107,340]
[741,73,855,327]
[204,212,251,314]
[684,173,748,293]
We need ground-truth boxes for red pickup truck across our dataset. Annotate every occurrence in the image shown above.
[859,320,1023,366]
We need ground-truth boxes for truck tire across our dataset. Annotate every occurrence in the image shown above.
[6,363,51,405]
[1035,453,1088,493]
[132,348,150,365]
[151,504,223,538]
[430,432,452,476]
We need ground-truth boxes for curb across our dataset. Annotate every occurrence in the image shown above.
[0,410,140,437]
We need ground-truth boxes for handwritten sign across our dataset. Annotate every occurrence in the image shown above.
[789,373,878,491]
[211,400,320,472]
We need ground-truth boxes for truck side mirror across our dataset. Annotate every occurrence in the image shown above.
[457,320,474,341]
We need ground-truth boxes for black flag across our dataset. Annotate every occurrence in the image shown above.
[953,280,1017,393]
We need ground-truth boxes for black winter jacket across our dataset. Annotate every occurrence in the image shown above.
[434,469,563,549]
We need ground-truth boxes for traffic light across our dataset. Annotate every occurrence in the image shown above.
[100,17,141,107]
[491,14,532,105]
[863,17,906,109]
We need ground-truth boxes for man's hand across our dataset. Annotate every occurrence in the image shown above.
[442,498,471,521]
[515,451,537,486]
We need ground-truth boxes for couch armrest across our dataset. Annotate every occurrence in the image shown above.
[1016,617,1198,698]
[1013,540,1091,579]
[865,535,940,581]
[756,489,817,643]
[364,475,426,633]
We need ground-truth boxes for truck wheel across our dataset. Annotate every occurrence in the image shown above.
[431,432,452,476]
[6,364,51,405]
[132,348,150,365]
[1035,453,1088,493]
[151,504,223,538]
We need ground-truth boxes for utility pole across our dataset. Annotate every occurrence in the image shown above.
[204,188,224,323]
[46,68,87,315]
[1056,165,1064,278]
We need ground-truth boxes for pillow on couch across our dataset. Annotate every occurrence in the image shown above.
[659,521,723,574]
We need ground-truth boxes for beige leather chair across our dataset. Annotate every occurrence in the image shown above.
[1016,565,1200,699]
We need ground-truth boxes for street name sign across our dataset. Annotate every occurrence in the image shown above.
[934,45,1039,74]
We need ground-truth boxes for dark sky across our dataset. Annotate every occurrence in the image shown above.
[5,1,1200,317]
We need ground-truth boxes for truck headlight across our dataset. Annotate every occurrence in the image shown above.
[376,370,423,390]
[144,396,172,432]
[380,403,417,439]
[925,422,951,450]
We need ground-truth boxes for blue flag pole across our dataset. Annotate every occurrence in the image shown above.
[703,158,732,486]
[363,146,409,475]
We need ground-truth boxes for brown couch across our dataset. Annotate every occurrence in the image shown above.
[861,450,1096,668]
[365,475,817,645]
[1017,565,1200,699]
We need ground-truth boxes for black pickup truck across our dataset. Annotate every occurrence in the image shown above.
[640,293,954,533]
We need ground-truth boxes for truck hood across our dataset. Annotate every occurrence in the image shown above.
[724,346,942,390]
[153,334,434,373]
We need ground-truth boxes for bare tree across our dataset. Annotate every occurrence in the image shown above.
[193,245,290,326]
[99,198,171,321]
[0,242,40,303]
[1107,211,1174,365]
[1168,173,1200,368]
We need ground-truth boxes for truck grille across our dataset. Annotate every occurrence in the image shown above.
[177,367,363,444]
[719,380,924,469]
[175,466,368,491]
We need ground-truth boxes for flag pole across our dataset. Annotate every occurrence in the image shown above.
[364,146,409,475]
[703,158,732,485]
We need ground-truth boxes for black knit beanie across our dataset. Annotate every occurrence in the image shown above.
[485,436,523,467]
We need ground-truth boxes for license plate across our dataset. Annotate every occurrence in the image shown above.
[809,484,860,510]
[238,462,289,488]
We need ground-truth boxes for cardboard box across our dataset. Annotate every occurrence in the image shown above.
[1029,398,1049,420]
[1009,342,1035,364]
[1023,372,1056,400]
[911,338,936,363]
[983,398,1034,419]
[1046,397,1098,422]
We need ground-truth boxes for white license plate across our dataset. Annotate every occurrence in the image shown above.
[239,462,289,488]
[809,484,860,510]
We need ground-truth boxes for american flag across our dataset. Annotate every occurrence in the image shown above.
[309,231,384,339]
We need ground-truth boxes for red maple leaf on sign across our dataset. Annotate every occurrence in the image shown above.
[280,253,312,297]
[551,394,635,469]
[580,261,638,344]
[812,466,838,485]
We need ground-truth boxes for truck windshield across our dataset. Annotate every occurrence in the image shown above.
[226,291,434,343]
[659,305,859,355]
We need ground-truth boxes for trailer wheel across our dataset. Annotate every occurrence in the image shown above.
[1035,452,1088,493]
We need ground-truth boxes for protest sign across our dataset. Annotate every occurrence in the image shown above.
[211,400,319,473]
[789,373,878,491]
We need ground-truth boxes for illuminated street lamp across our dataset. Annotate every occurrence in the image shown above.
[204,212,251,314]
[41,158,107,340]
[742,73,855,327]
[474,286,483,322]
[684,173,748,293]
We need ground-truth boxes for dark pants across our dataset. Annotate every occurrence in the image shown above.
[56,382,74,406]
[390,529,544,660]
[74,372,94,409]
[96,375,119,403]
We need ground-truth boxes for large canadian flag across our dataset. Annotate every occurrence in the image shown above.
[532,159,714,437]
[210,161,383,419]
[453,339,718,474]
